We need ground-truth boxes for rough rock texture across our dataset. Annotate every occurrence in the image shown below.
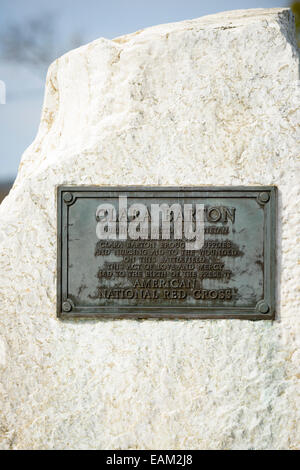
[0,8,299,449]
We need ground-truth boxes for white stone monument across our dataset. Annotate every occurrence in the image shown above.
[0,8,299,449]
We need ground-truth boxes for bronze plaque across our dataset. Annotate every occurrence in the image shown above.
[57,186,276,319]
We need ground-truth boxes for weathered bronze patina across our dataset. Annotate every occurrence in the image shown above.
[57,186,276,319]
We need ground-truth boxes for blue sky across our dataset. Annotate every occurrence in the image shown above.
[0,0,289,181]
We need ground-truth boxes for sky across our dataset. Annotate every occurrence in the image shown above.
[0,0,289,182]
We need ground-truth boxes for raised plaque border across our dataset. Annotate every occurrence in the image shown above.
[57,186,277,320]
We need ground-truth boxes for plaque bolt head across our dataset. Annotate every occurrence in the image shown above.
[257,301,270,314]
[63,192,73,203]
[258,192,270,204]
[62,301,72,312]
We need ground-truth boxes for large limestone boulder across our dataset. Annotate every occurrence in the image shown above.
[0,8,299,449]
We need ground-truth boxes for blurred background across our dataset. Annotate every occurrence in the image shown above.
[0,0,299,202]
